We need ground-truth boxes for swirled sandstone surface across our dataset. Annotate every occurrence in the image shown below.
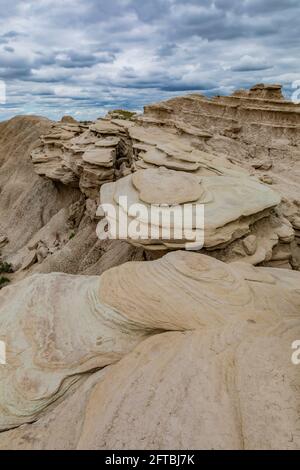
[0,251,299,448]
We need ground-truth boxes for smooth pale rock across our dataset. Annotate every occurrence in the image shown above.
[252,160,273,171]
[133,142,153,152]
[129,125,174,146]
[77,326,300,450]
[43,131,74,141]
[98,168,281,252]
[260,174,274,185]
[155,141,193,156]
[291,216,300,230]
[0,273,148,431]
[242,235,258,255]
[0,368,109,450]
[95,137,120,147]
[275,221,295,243]
[82,148,115,167]
[142,148,200,172]
[90,120,125,135]
[0,252,299,448]
[20,250,37,271]
[132,167,204,204]
[174,120,212,138]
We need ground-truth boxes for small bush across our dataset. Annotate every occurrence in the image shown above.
[69,232,75,240]
[0,262,13,273]
[0,276,10,289]
[113,109,136,120]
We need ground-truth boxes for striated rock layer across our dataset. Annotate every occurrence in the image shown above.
[0,251,299,448]
[97,167,283,256]
[31,118,134,199]
[0,115,144,283]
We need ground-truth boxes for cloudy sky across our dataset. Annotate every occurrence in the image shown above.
[0,0,299,121]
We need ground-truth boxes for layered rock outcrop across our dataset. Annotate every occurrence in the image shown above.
[0,116,85,276]
[29,84,300,270]
[143,83,300,153]
[0,116,144,282]
[0,251,299,448]
[97,167,284,258]
[142,84,300,219]
[31,118,134,199]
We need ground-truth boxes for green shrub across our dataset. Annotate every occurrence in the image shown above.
[0,262,13,273]
[69,232,75,240]
[113,109,136,120]
[0,276,10,289]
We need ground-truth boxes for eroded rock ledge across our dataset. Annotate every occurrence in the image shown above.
[0,251,299,449]
[31,118,134,199]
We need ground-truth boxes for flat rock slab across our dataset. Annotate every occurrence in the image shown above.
[142,148,200,172]
[82,148,115,167]
[95,137,120,147]
[90,120,125,135]
[132,167,204,204]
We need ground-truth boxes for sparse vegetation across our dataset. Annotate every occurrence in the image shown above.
[0,261,13,273]
[69,231,75,240]
[112,109,136,120]
[0,276,10,289]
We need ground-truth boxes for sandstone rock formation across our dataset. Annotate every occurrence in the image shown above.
[31,118,134,199]
[142,84,300,213]
[0,116,144,282]
[97,167,284,259]
[29,85,300,270]
[1,85,300,450]
[0,251,299,448]
[0,116,86,276]
[143,84,300,156]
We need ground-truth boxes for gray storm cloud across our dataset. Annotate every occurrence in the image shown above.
[0,0,299,120]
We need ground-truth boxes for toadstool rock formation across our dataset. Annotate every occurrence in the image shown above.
[29,85,300,269]
[96,167,288,264]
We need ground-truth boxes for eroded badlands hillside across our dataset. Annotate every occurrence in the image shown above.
[0,84,299,449]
